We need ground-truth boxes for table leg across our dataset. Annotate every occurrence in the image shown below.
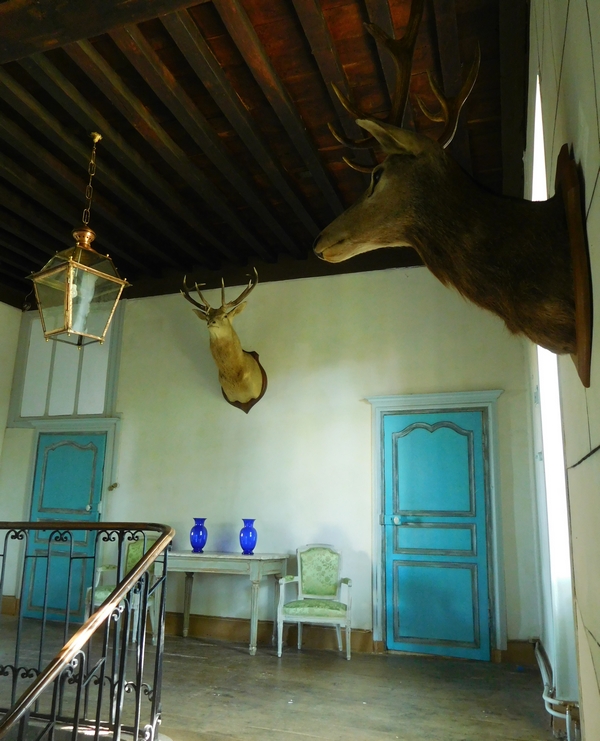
[272,574,282,646]
[183,571,194,638]
[249,579,260,656]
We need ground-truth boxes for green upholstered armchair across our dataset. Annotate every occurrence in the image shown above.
[85,536,160,645]
[277,544,352,660]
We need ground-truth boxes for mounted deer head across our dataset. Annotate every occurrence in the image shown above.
[314,0,591,381]
[181,268,267,413]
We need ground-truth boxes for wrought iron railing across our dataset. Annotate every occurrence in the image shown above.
[0,522,174,740]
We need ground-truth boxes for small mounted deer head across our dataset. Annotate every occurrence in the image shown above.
[181,268,267,413]
[314,0,591,383]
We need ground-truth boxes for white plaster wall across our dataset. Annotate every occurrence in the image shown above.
[0,302,21,460]
[530,1,600,736]
[109,267,537,639]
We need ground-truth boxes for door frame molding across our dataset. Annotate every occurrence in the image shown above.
[28,417,121,520]
[366,391,506,651]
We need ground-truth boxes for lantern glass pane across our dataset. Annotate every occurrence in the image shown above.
[71,267,121,339]
[35,268,68,334]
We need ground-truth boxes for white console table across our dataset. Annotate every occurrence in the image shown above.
[167,551,288,655]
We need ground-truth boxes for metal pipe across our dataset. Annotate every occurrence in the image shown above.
[534,641,580,740]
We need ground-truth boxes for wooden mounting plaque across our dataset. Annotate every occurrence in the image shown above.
[555,144,593,387]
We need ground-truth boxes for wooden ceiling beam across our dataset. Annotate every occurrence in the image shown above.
[66,39,275,262]
[20,53,233,265]
[0,66,218,270]
[0,244,39,274]
[111,24,303,258]
[290,0,373,175]
[0,206,63,256]
[431,0,472,173]
[163,10,320,238]
[0,230,48,266]
[0,151,148,275]
[0,0,209,64]
[0,169,73,247]
[0,112,167,272]
[212,0,344,217]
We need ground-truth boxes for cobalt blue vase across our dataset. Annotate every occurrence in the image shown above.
[239,519,257,555]
[190,518,208,553]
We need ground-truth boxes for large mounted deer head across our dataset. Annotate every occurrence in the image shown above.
[181,268,267,413]
[314,0,591,384]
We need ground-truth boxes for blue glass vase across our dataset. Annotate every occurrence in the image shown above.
[190,518,208,553]
[239,519,257,555]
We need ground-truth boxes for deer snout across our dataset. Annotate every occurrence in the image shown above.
[313,232,326,259]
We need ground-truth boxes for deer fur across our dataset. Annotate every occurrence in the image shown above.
[314,119,575,355]
[182,271,267,413]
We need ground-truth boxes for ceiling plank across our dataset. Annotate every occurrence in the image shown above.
[0,147,149,274]
[212,0,344,216]
[431,0,472,173]
[111,24,303,258]
[0,66,217,270]
[0,206,63,256]
[66,39,275,262]
[0,112,169,272]
[163,10,321,238]
[0,246,37,275]
[20,53,235,264]
[290,0,373,174]
[0,230,49,265]
[0,0,209,64]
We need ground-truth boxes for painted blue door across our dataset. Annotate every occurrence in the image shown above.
[22,432,106,622]
[383,410,491,660]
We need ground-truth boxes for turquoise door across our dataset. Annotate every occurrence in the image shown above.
[22,432,106,622]
[383,410,491,660]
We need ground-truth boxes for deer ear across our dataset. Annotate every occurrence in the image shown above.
[193,309,208,321]
[227,302,247,319]
[356,119,428,156]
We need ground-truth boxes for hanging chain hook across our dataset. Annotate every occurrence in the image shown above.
[82,132,102,227]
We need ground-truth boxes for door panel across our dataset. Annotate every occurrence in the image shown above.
[23,432,106,622]
[384,410,491,660]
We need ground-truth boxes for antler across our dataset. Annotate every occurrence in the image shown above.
[416,44,481,148]
[222,268,259,311]
[328,0,425,162]
[181,276,211,316]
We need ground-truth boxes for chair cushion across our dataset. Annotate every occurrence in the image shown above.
[283,599,347,617]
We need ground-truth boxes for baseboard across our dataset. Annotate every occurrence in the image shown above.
[164,612,375,652]
[165,613,537,663]
[491,640,537,666]
[1,596,19,616]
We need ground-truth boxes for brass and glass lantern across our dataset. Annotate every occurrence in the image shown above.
[29,133,129,347]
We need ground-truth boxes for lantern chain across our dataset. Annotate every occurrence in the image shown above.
[82,132,102,227]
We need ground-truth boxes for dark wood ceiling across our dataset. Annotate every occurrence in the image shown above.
[0,0,528,307]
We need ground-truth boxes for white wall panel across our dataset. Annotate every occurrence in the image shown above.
[21,319,52,417]
[48,342,79,416]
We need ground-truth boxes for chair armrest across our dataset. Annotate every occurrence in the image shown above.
[341,577,352,615]
[278,575,298,612]
[279,575,298,585]
[94,564,117,588]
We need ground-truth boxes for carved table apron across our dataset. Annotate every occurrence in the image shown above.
[167,552,288,655]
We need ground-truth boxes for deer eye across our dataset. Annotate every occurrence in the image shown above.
[369,168,383,195]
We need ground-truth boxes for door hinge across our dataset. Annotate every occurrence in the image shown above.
[97,500,103,514]
[535,451,544,462]
[533,386,540,405]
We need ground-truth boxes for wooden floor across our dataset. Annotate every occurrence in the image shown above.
[159,635,554,741]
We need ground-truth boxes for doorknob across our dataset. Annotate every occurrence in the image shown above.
[85,504,92,512]
[393,516,400,525]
